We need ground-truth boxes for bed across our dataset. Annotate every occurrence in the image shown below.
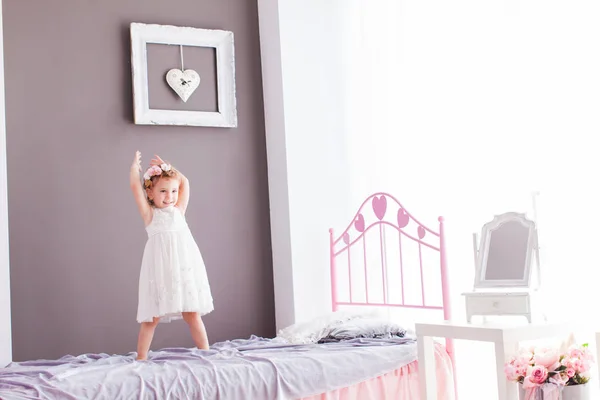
[0,192,456,399]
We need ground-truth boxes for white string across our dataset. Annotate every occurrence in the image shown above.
[179,45,184,71]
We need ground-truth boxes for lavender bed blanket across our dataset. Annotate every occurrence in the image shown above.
[0,335,418,400]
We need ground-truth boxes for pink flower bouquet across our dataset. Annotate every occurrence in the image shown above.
[505,343,594,389]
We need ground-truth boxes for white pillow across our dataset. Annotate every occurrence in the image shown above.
[276,309,382,344]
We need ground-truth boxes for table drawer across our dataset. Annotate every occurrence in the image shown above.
[467,294,530,315]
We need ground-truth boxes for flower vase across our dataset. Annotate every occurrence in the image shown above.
[562,384,590,400]
[518,384,590,400]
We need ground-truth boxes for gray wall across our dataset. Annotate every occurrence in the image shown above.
[3,0,274,361]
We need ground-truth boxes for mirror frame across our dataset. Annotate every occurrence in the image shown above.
[474,212,537,289]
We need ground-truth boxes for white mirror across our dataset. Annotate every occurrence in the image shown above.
[463,201,545,323]
[474,212,538,289]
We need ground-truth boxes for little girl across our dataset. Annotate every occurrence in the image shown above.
[130,151,214,360]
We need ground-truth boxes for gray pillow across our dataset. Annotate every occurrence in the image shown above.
[318,317,406,343]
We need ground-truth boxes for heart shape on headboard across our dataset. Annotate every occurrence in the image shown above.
[397,208,410,228]
[372,195,387,220]
[354,214,365,232]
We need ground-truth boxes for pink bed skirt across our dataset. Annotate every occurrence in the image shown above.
[298,342,455,400]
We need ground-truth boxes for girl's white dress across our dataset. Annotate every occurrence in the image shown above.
[137,205,214,323]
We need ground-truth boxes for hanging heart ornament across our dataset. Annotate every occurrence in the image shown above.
[165,69,200,102]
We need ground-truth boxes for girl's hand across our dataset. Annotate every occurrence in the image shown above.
[150,154,166,167]
[132,151,142,171]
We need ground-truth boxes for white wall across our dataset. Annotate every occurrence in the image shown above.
[0,0,13,367]
[259,0,600,398]
[258,0,354,330]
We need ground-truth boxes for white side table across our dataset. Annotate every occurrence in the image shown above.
[416,320,583,400]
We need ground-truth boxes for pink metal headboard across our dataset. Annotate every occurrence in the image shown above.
[329,192,451,318]
[329,192,456,385]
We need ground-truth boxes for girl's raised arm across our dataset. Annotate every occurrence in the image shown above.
[176,171,190,215]
[130,151,152,225]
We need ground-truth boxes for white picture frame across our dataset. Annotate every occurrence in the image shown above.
[130,22,237,128]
